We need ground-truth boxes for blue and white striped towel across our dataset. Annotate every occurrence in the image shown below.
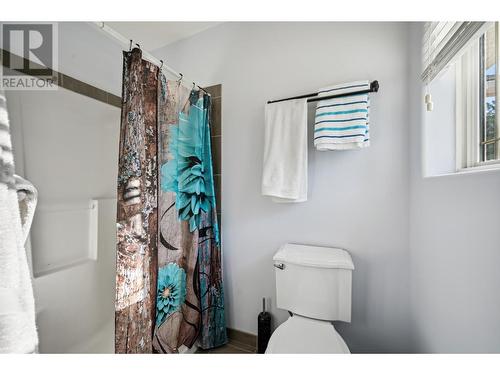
[314,80,370,150]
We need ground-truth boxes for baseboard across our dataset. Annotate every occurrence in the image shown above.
[226,327,257,351]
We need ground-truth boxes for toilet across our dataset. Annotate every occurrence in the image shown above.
[265,243,354,354]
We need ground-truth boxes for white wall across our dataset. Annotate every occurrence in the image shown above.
[408,23,500,353]
[154,22,412,353]
[424,64,457,176]
[57,22,124,96]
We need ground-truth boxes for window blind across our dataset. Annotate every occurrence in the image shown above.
[422,21,486,83]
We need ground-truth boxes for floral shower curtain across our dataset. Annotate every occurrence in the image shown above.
[115,48,226,354]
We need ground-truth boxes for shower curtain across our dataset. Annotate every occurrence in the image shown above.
[115,48,226,354]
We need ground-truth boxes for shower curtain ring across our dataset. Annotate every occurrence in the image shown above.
[159,60,164,70]
[129,40,132,51]
[177,73,183,83]
[192,82,196,90]
[135,43,141,50]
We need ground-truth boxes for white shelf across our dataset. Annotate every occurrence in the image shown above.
[32,200,99,278]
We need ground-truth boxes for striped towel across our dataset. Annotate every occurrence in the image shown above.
[314,80,370,150]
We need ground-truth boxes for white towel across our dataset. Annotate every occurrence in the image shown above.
[262,99,308,203]
[314,80,370,150]
[15,175,38,244]
[0,90,38,353]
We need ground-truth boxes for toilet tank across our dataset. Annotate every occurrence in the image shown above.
[273,243,354,322]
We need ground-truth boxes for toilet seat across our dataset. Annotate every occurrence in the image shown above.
[265,315,350,354]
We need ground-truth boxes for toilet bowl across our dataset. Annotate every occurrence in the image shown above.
[266,314,349,354]
[265,243,354,354]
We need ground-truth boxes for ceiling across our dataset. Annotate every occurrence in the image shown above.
[105,22,220,51]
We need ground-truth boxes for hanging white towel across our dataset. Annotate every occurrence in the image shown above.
[0,89,38,353]
[262,99,308,203]
[314,80,370,150]
[15,175,38,244]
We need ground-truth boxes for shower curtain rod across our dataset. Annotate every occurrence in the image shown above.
[93,22,209,94]
[267,80,379,104]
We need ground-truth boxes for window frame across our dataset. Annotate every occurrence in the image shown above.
[456,22,500,172]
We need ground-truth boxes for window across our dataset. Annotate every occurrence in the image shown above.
[456,22,499,170]
[480,25,498,163]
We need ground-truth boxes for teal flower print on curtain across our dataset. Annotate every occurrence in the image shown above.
[153,78,226,353]
[161,95,219,242]
[116,54,226,354]
[156,263,187,326]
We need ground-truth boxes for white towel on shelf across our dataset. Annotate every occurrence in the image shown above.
[314,80,370,151]
[262,98,308,203]
[0,90,38,354]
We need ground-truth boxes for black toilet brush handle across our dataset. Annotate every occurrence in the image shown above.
[257,297,272,354]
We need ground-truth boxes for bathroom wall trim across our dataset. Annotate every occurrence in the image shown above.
[0,48,122,108]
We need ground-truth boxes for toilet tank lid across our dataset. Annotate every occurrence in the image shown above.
[273,243,354,270]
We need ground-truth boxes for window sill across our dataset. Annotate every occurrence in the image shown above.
[424,162,500,179]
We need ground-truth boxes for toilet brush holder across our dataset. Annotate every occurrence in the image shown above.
[257,298,272,353]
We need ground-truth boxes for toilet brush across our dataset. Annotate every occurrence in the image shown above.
[257,298,272,353]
